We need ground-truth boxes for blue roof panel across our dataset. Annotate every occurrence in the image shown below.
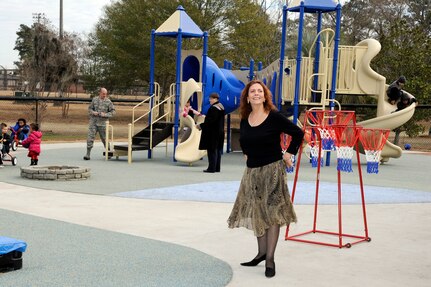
[288,0,339,13]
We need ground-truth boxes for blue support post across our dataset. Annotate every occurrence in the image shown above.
[202,32,208,97]
[278,5,288,111]
[173,29,183,161]
[149,30,155,95]
[224,58,232,153]
[293,3,305,124]
[226,113,231,153]
[249,59,255,81]
[258,61,263,71]
[329,4,342,109]
[148,30,156,159]
[223,60,229,69]
[325,4,342,167]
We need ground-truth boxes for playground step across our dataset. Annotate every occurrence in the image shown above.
[112,122,174,154]
[113,144,150,151]
[132,136,150,144]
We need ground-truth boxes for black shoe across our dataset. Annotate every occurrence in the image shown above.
[203,169,215,173]
[240,254,266,267]
[265,263,276,278]
[83,155,90,160]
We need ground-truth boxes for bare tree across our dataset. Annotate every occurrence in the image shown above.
[15,18,80,122]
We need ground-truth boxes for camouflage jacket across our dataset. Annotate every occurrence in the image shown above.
[88,97,116,126]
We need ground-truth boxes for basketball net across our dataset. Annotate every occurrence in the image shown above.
[317,127,336,150]
[333,125,361,173]
[359,128,391,174]
[310,142,323,168]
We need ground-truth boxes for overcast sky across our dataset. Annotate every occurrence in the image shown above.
[1,0,347,70]
[0,0,112,69]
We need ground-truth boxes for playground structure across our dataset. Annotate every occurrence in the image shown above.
[104,1,416,164]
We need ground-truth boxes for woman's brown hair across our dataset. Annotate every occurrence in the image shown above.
[238,80,277,119]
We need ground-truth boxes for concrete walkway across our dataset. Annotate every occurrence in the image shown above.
[1,143,430,286]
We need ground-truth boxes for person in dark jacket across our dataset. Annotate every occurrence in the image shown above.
[197,93,225,173]
[387,76,406,105]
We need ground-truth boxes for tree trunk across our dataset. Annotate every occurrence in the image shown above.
[393,128,401,145]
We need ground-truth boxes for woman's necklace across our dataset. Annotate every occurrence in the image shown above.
[249,112,264,126]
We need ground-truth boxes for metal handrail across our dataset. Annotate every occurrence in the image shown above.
[148,94,174,149]
[131,82,160,134]
[128,81,174,152]
[308,28,335,59]
[105,120,114,161]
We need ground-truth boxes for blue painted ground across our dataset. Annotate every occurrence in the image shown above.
[113,181,431,204]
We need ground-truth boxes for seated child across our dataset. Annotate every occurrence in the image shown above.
[0,123,12,167]
[10,118,30,142]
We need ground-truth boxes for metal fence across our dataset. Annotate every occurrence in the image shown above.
[0,94,430,151]
[0,94,146,142]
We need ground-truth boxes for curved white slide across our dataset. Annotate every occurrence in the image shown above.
[354,39,417,160]
[175,115,206,163]
[358,101,417,159]
[175,79,207,163]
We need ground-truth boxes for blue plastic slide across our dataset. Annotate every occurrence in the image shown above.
[201,57,245,114]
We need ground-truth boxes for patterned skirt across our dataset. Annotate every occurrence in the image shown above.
[227,160,297,237]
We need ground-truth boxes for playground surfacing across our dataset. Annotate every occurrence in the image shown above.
[0,142,430,287]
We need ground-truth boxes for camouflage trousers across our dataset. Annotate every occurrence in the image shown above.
[86,124,106,149]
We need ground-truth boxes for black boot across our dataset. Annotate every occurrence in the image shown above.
[240,254,266,266]
[34,159,38,166]
[83,148,91,160]
[30,159,35,166]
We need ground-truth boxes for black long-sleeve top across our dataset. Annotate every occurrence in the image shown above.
[239,110,304,168]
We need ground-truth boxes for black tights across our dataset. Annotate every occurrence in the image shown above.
[256,224,279,268]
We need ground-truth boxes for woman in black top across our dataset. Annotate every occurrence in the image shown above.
[227,80,304,278]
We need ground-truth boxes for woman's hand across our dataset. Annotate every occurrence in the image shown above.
[283,152,293,167]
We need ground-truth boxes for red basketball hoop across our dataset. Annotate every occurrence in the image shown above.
[358,128,390,174]
[305,110,356,126]
[305,110,356,150]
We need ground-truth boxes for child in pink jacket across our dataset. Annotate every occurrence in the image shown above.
[22,123,42,165]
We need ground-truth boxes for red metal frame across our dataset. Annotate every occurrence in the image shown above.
[285,110,371,248]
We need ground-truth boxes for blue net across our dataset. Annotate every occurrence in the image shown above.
[364,150,381,174]
[318,127,336,150]
[321,137,335,150]
[337,158,353,172]
[366,162,379,174]
[311,155,323,168]
[336,146,354,173]
[310,145,323,168]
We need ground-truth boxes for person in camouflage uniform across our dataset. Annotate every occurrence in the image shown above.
[83,87,116,160]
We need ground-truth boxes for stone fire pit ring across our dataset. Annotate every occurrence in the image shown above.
[21,165,91,181]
